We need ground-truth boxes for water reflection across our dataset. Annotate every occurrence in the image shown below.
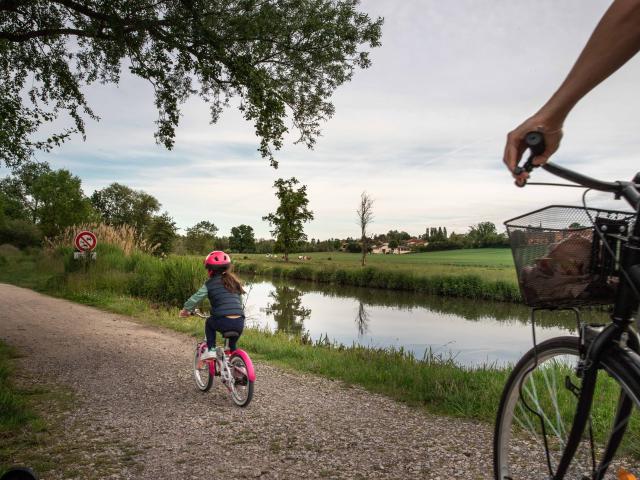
[243,276,610,367]
[355,301,370,336]
[265,279,609,330]
[265,285,311,334]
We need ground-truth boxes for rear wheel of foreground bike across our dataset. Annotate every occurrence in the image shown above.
[229,355,254,407]
[193,343,213,392]
[494,336,640,479]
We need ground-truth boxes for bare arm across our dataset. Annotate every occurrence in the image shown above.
[505,0,640,183]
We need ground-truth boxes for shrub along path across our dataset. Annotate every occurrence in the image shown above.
[0,283,495,479]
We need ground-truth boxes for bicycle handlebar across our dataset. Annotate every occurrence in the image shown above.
[192,308,208,319]
[514,131,640,210]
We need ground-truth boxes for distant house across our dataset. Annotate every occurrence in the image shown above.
[371,243,389,254]
[371,242,411,255]
[406,238,427,248]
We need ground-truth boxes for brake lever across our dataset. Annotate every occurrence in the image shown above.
[514,131,546,187]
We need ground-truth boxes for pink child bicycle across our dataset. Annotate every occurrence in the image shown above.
[191,309,255,407]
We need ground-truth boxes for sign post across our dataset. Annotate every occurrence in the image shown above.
[73,230,97,272]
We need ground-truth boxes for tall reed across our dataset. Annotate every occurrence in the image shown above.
[44,224,158,255]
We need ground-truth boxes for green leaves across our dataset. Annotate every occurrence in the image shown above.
[0,161,95,238]
[146,211,177,256]
[229,224,255,253]
[184,220,218,254]
[262,177,314,260]
[90,183,161,235]
[1,0,383,167]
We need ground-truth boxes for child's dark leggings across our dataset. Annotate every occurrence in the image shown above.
[205,315,245,351]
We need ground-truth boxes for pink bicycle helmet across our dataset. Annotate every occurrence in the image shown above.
[204,250,231,269]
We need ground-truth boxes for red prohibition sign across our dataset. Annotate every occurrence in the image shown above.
[74,230,97,252]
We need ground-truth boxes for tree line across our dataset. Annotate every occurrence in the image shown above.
[0,161,259,255]
[0,161,507,257]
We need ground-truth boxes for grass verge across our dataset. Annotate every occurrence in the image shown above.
[1,246,637,461]
[0,339,145,479]
[235,252,521,302]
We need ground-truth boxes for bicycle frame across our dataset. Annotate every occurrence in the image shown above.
[532,162,640,479]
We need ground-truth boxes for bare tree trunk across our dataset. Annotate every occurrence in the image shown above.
[356,191,374,267]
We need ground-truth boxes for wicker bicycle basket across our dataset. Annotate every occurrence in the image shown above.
[505,205,634,309]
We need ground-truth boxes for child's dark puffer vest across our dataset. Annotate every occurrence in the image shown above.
[205,274,243,318]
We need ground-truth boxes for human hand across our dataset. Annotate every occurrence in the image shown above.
[179,309,191,318]
[503,116,563,186]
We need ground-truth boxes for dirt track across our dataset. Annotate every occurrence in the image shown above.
[0,283,493,479]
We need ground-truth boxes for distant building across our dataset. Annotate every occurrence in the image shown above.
[406,238,427,248]
[371,242,412,255]
[371,243,389,254]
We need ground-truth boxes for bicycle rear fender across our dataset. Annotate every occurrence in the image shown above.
[231,349,256,382]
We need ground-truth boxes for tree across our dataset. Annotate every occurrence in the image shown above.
[468,221,506,248]
[356,191,373,266]
[91,183,160,235]
[385,229,410,246]
[229,224,256,253]
[0,162,52,221]
[262,177,313,261]
[1,1,383,168]
[146,212,177,256]
[185,220,218,254]
[31,169,95,237]
[0,163,94,237]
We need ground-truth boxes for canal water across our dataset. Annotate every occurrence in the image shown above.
[240,277,609,368]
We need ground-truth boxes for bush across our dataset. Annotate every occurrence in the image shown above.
[0,220,43,248]
[0,244,21,257]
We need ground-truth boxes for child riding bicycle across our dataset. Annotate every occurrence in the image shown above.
[180,250,246,360]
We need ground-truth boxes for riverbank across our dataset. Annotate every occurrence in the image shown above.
[1,284,503,478]
[0,247,510,421]
[0,245,637,461]
[234,249,520,302]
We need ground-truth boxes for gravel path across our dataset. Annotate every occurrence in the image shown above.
[0,283,494,479]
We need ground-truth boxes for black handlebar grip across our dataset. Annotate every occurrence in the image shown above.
[525,131,545,156]
[513,131,546,185]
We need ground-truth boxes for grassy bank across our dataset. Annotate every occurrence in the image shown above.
[0,246,513,422]
[234,249,520,302]
[1,245,638,459]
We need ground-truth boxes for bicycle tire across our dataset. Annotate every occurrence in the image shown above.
[193,343,213,392]
[229,355,254,407]
[494,336,640,479]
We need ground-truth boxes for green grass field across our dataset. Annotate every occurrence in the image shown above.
[237,248,517,284]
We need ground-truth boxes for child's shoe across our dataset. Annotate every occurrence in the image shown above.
[200,349,216,361]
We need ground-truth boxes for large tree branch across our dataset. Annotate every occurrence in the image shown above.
[49,0,113,23]
[49,0,171,30]
[0,28,115,42]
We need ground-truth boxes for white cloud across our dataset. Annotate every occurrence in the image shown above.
[26,0,640,239]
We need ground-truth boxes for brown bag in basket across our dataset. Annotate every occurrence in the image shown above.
[520,232,596,305]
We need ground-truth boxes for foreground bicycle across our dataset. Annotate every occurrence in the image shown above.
[191,309,255,407]
[494,132,640,479]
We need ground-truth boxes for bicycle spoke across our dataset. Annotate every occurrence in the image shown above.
[542,362,567,440]
[495,338,640,479]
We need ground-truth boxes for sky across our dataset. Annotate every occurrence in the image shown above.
[18,0,640,239]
